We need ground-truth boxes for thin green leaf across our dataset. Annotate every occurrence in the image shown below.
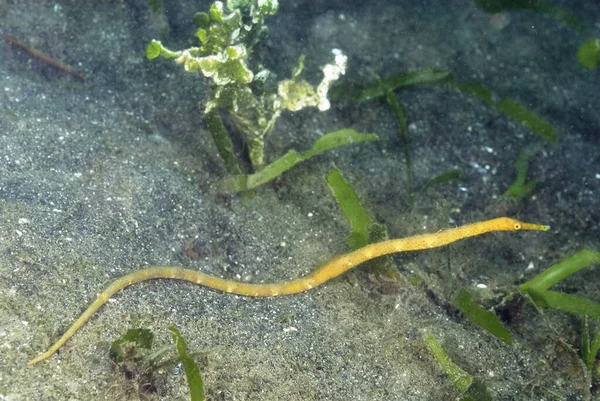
[325,168,371,249]
[337,69,557,144]
[582,319,600,371]
[383,85,408,138]
[381,84,414,208]
[504,147,537,200]
[205,110,244,176]
[582,321,591,369]
[525,290,600,321]
[444,78,558,144]
[586,330,600,371]
[495,98,557,144]
[330,69,452,104]
[220,129,379,192]
[449,81,494,104]
[381,69,453,96]
[423,333,473,393]
[419,169,461,195]
[169,326,205,401]
[451,289,512,345]
[520,249,600,292]
[325,168,403,281]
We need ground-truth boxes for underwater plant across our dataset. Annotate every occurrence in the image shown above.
[504,146,538,201]
[424,333,493,401]
[578,38,600,70]
[331,68,555,208]
[109,327,206,400]
[146,0,351,177]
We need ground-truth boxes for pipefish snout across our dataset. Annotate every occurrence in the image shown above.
[28,217,549,365]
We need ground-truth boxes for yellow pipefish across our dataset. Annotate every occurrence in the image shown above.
[28,217,549,365]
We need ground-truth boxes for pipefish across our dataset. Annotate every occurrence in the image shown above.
[28,217,549,365]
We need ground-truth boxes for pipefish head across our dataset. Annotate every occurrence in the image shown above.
[494,217,550,232]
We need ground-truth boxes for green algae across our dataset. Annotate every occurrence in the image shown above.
[219,129,379,192]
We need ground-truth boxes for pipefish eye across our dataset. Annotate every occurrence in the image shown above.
[514,223,521,230]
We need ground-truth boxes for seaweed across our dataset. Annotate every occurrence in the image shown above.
[380,79,414,208]
[330,67,554,209]
[333,70,462,208]
[110,328,155,364]
[204,110,243,176]
[523,289,600,321]
[334,69,558,144]
[451,288,512,345]
[424,333,473,393]
[578,38,600,70]
[445,77,558,144]
[109,327,207,400]
[519,249,600,320]
[418,169,461,197]
[330,68,452,104]
[520,249,600,293]
[422,250,600,399]
[219,129,379,192]
[582,319,600,372]
[325,168,372,249]
[423,333,493,401]
[169,327,206,401]
[504,147,538,200]
[109,328,163,397]
[147,0,349,174]
[494,99,557,144]
[325,167,403,280]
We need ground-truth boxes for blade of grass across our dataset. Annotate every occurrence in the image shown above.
[520,249,600,292]
[445,79,558,144]
[504,147,537,200]
[220,129,378,192]
[451,289,512,345]
[582,319,600,371]
[205,110,244,176]
[460,377,493,401]
[335,67,557,144]
[325,168,403,280]
[325,168,371,249]
[418,169,461,195]
[381,83,414,208]
[524,289,600,321]
[448,80,494,104]
[423,333,473,393]
[169,327,205,401]
[585,329,600,371]
[330,69,452,103]
[494,98,557,144]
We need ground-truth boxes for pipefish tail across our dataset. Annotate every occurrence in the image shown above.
[28,217,549,365]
